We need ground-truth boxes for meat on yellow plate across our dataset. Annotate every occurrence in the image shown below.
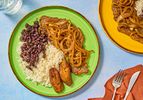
[49,68,64,93]
[59,59,73,86]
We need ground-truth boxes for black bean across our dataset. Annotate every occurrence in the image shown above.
[34,21,39,25]
[25,23,30,28]
[21,29,26,34]
[20,21,48,70]
[34,24,39,28]
[26,66,32,70]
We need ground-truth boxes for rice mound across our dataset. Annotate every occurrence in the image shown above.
[18,42,64,86]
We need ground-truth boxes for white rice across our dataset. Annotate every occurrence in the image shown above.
[18,42,64,87]
[135,0,143,16]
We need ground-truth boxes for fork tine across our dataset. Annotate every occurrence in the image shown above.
[115,70,122,81]
[117,71,124,82]
[120,72,126,81]
[114,70,121,78]
[112,69,125,100]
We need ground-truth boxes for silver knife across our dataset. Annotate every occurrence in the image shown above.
[123,71,141,100]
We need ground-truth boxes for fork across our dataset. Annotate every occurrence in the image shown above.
[111,70,125,100]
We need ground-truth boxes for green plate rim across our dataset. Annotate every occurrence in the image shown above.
[8,6,100,97]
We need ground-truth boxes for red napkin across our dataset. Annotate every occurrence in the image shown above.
[88,98,102,100]
[88,64,143,100]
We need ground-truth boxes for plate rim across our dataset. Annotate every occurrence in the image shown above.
[8,6,100,97]
[98,0,143,55]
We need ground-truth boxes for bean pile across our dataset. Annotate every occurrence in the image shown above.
[20,21,48,70]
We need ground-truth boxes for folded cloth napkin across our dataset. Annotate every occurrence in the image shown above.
[88,64,143,100]
[88,98,102,100]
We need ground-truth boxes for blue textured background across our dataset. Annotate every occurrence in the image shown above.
[0,0,143,100]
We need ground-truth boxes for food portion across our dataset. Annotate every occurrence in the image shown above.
[71,66,89,75]
[39,16,91,74]
[19,21,64,86]
[135,0,143,16]
[20,21,48,70]
[59,59,72,86]
[19,16,91,93]
[49,68,64,93]
[112,0,143,44]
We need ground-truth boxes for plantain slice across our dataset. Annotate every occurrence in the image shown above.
[59,59,73,86]
[49,68,64,93]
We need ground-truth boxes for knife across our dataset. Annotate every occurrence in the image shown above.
[123,71,141,100]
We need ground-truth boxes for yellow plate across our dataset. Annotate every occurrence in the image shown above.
[98,0,143,54]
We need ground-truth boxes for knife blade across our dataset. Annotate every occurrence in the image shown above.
[123,71,141,100]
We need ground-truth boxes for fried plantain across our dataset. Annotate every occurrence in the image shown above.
[59,59,73,86]
[49,68,64,93]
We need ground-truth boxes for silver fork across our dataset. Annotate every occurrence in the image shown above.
[112,70,126,100]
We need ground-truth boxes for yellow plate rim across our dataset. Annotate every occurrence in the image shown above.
[98,0,143,55]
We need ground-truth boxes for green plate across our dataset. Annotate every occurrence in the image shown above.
[8,6,100,97]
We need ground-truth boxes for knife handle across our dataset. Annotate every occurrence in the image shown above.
[123,71,140,100]
[124,91,129,100]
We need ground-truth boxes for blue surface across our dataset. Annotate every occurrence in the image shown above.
[0,0,143,100]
